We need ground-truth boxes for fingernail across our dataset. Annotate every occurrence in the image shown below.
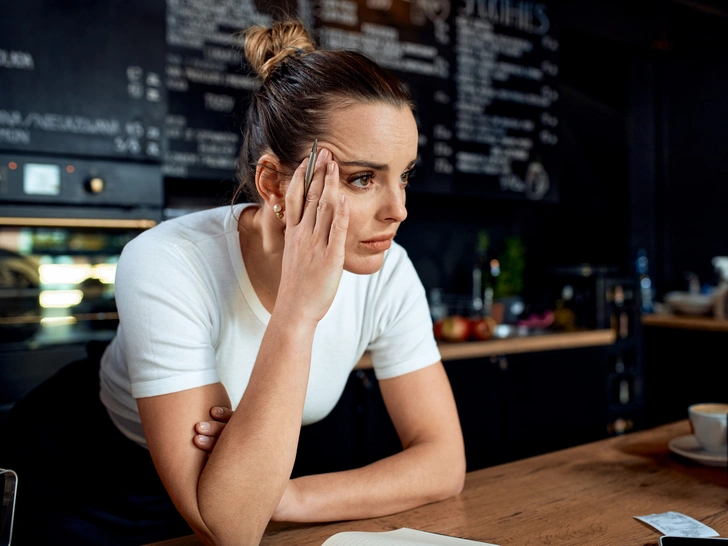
[212,407,224,416]
[327,162,335,174]
[196,435,209,444]
[318,149,329,162]
[198,421,210,432]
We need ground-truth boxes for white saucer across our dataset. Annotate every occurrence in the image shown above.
[668,434,728,467]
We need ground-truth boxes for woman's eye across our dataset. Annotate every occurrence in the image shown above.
[401,168,416,185]
[350,174,372,188]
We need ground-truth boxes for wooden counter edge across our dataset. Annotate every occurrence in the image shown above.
[354,329,616,370]
[642,313,728,332]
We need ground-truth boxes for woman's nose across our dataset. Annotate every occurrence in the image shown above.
[378,184,408,223]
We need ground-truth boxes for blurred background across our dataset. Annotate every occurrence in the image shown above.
[1,0,727,472]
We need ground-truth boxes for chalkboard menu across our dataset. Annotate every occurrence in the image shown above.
[0,0,560,201]
[162,0,267,180]
[0,0,166,162]
[163,0,560,201]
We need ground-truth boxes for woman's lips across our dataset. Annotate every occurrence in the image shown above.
[360,236,394,252]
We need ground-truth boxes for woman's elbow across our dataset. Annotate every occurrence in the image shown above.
[432,448,466,501]
[447,455,467,497]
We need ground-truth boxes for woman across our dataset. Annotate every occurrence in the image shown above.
[1,19,465,546]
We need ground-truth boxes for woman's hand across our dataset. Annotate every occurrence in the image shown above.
[276,148,349,324]
[193,406,233,452]
[194,406,302,519]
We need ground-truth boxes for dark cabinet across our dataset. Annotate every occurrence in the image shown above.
[500,348,609,461]
[444,357,503,471]
[642,326,728,428]
[295,342,643,476]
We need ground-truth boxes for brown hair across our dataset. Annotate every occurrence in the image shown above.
[232,19,415,204]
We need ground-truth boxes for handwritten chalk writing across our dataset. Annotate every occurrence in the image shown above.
[415,0,451,23]
[434,157,454,174]
[434,141,453,156]
[367,0,393,11]
[199,142,238,155]
[320,0,359,26]
[166,0,265,50]
[320,27,449,78]
[224,73,258,91]
[539,129,558,145]
[434,124,453,140]
[0,128,30,144]
[204,92,235,112]
[0,110,120,136]
[203,45,240,64]
[184,67,225,86]
[462,0,549,35]
[0,49,34,70]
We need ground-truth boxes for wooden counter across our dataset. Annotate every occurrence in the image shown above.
[354,328,617,369]
[150,420,728,546]
[642,313,728,332]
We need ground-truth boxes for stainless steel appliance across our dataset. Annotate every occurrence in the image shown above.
[0,0,166,423]
[0,154,162,423]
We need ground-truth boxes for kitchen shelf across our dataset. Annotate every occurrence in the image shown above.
[641,313,728,332]
[355,329,617,369]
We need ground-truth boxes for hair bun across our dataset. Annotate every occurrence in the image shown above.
[243,20,315,80]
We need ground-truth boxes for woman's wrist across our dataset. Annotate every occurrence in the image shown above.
[268,299,321,332]
[271,479,303,521]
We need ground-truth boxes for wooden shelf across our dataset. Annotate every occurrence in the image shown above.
[642,313,728,332]
[354,329,617,369]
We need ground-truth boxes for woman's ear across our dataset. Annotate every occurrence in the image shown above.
[255,153,287,207]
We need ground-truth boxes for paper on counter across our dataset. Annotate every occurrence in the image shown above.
[635,511,719,538]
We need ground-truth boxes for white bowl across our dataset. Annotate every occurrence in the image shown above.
[664,291,715,316]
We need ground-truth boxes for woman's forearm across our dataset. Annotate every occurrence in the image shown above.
[282,438,466,522]
[197,311,317,544]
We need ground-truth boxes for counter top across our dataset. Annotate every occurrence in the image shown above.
[354,328,617,369]
[149,420,727,546]
[642,313,728,332]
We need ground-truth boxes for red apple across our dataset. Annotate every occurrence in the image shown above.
[471,316,497,341]
[434,315,472,342]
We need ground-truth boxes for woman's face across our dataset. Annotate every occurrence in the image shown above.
[317,101,418,275]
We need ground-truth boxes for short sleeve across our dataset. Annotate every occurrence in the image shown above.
[366,246,441,380]
[114,233,221,398]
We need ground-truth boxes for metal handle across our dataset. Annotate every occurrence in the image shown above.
[0,217,157,229]
[0,469,18,546]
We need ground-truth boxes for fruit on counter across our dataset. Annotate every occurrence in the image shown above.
[433,315,472,342]
[517,310,555,329]
[471,316,498,341]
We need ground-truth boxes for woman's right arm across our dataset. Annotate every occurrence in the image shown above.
[137,149,348,545]
[137,315,318,545]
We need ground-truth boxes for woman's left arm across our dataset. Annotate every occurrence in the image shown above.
[276,360,465,521]
[195,360,465,521]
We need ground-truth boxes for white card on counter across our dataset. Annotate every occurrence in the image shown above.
[635,511,719,537]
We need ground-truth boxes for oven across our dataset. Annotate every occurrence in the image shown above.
[0,154,162,422]
[0,0,166,423]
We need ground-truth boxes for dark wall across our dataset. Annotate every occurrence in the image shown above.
[659,48,728,293]
[399,0,728,306]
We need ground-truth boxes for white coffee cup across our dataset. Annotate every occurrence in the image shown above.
[688,403,728,453]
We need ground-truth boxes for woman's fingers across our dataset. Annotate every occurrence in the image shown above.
[299,148,331,229]
[285,146,330,228]
[194,433,217,452]
[285,160,308,227]
[329,193,349,257]
[210,406,233,422]
[193,410,230,453]
[312,160,340,241]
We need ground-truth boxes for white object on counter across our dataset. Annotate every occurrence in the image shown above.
[664,291,715,316]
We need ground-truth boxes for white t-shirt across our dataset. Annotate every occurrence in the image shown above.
[100,205,441,448]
